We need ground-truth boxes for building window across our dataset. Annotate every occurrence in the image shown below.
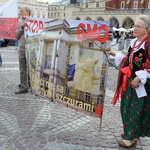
[97,95,103,104]
[64,86,70,96]
[134,1,138,9]
[85,2,88,8]
[96,2,99,8]
[84,93,90,102]
[148,1,150,8]
[37,8,40,13]
[121,1,125,9]
[100,72,105,86]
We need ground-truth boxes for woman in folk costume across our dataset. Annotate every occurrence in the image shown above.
[108,15,150,148]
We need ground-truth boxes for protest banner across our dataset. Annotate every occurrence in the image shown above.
[25,18,113,130]
[0,0,18,40]
[24,18,55,38]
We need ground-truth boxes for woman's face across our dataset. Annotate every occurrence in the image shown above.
[133,19,149,39]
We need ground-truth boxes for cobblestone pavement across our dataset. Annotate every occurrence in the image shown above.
[0,46,150,150]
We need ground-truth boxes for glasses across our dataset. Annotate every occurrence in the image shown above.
[133,25,147,29]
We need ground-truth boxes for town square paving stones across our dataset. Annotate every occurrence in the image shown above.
[0,46,150,150]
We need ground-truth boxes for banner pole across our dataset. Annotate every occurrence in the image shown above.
[99,117,102,132]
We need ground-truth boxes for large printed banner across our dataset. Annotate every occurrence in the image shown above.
[0,0,18,40]
[25,19,113,122]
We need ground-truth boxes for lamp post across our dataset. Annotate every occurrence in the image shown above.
[141,7,145,14]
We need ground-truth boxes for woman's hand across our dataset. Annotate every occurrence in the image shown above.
[108,50,116,57]
[131,77,141,89]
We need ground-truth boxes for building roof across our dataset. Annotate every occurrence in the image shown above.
[49,0,84,6]
[49,0,70,6]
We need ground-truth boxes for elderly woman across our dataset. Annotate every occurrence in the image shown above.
[109,15,150,148]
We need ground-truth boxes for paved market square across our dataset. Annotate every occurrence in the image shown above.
[0,41,150,150]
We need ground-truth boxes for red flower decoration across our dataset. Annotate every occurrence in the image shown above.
[139,53,143,57]
[134,56,139,62]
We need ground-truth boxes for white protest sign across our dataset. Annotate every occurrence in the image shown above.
[25,17,45,38]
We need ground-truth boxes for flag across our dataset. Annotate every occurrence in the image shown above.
[0,0,18,40]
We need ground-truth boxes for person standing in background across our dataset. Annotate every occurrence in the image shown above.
[15,7,31,94]
[0,38,3,47]
[116,31,120,43]
[108,15,150,148]
[0,38,4,66]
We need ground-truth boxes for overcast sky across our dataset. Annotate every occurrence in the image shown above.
[37,0,62,4]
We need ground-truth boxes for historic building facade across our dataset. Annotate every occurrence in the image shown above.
[105,0,150,10]
[18,0,48,19]
[48,1,69,19]
[48,0,150,29]
[1,0,150,29]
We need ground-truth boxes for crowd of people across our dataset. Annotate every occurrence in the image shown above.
[113,31,135,44]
